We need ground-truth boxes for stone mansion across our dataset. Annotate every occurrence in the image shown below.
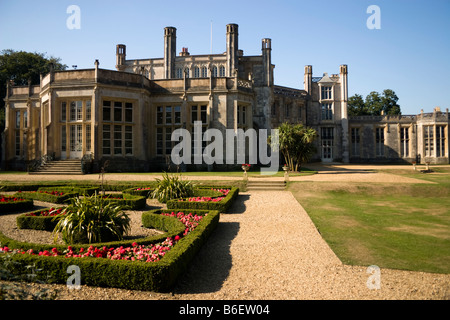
[2,24,449,172]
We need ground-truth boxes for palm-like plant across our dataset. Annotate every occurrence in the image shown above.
[271,123,317,172]
[151,172,195,203]
[52,193,131,244]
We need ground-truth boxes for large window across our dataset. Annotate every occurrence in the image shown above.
[375,127,385,156]
[321,127,334,160]
[436,126,446,157]
[237,105,248,127]
[16,111,20,128]
[424,126,434,157]
[351,128,360,156]
[400,127,409,157]
[321,103,333,121]
[156,105,183,156]
[102,100,134,156]
[321,86,332,100]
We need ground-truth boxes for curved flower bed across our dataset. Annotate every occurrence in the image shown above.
[0,195,34,214]
[167,187,239,212]
[100,193,147,210]
[16,190,77,204]
[0,209,219,292]
[16,207,65,230]
[4,211,203,263]
[123,187,153,197]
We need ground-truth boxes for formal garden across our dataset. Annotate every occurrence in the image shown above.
[0,173,240,296]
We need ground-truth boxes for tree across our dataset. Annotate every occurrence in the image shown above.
[348,89,401,116]
[0,49,67,111]
[365,91,383,115]
[271,123,317,172]
[0,50,66,163]
[381,89,401,115]
[348,94,369,116]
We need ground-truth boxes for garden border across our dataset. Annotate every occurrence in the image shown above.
[0,208,220,292]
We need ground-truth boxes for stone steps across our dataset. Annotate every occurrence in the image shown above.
[29,160,83,175]
[246,180,286,191]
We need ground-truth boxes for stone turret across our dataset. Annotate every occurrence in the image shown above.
[116,44,126,71]
[226,24,239,77]
[164,27,177,79]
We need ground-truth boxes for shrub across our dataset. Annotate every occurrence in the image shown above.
[151,172,195,203]
[52,194,131,244]
[16,207,65,231]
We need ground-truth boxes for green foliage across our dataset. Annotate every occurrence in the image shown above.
[349,89,401,116]
[151,172,195,203]
[52,193,131,244]
[270,123,317,171]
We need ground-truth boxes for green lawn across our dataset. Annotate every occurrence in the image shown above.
[289,172,450,274]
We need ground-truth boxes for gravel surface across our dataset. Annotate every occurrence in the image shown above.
[1,167,449,300]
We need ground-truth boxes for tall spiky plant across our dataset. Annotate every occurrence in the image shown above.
[151,172,195,203]
[52,193,130,244]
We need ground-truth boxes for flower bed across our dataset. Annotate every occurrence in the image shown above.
[166,186,239,212]
[15,190,78,204]
[0,208,220,292]
[122,187,153,198]
[16,207,65,231]
[100,193,147,210]
[38,186,99,196]
[0,195,34,214]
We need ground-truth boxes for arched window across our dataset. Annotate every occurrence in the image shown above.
[219,66,226,77]
[212,66,218,77]
[194,67,200,78]
[176,67,183,79]
[201,66,208,78]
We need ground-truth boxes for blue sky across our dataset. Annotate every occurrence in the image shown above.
[1,0,449,115]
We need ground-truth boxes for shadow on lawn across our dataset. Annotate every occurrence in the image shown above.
[172,194,249,294]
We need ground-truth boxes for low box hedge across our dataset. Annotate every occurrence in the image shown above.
[0,208,220,292]
[38,186,99,196]
[122,187,153,198]
[16,207,65,231]
[15,191,78,204]
[100,193,147,210]
[0,195,34,214]
[166,186,239,212]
